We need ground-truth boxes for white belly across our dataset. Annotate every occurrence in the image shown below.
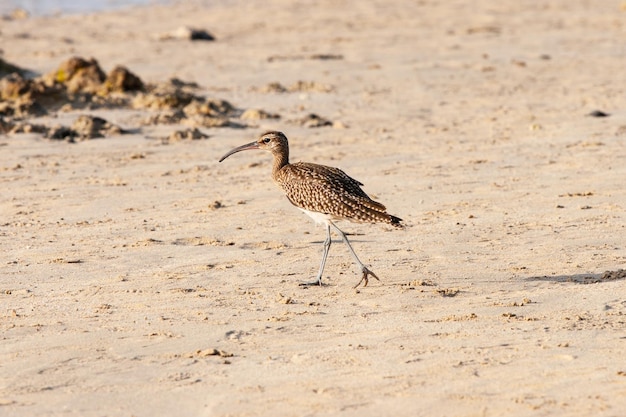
[298,208,332,225]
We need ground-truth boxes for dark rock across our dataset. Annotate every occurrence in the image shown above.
[0,58,28,78]
[50,57,106,93]
[183,98,234,117]
[0,72,31,99]
[46,125,76,140]
[587,110,610,118]
[298,113,332,128]
[0,116,14,134]
[132,82,197,110]
[71,115,122,139]
[103,66,144,93]
[164,127,209,143]
[158,27,215,41]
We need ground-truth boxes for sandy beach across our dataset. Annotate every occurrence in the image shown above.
[1,1,626,415]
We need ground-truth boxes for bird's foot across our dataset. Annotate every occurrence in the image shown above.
[299,277,323,287]
[353,267,380,289]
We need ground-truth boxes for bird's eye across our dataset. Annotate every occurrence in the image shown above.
[262,138,271,144]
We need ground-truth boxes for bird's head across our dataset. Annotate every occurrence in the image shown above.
[219,131,288,162]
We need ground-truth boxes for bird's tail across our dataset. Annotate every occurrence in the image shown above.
[389,214,404,228]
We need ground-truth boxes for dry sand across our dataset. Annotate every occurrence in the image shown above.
[1,1,626,416]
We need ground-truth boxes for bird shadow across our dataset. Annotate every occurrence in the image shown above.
[524,269,626,284]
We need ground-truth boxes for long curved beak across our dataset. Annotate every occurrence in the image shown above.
[218,141,260,162]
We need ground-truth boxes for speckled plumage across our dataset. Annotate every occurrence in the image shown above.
[276,162,402,226]
[218,131,403,288]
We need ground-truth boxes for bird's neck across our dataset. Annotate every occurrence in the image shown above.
[271,148,289,177]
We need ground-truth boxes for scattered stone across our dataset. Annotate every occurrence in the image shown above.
[0,97,47,118]
[142,110,186,125]
[253,81,334,94]
[90,93,129,109]
[132,83,196,110]
[240,108,280,120]
[587,110,610,118]
[309,53,343,60]
[183,98,234,117]
[194,348,232,358]
[0,58,28,78]
[158,26,215,41]
[1,56,247,138]
[136,91,239,128]
[0,72,70,115]
[71,115,122,139]
[267,53,343,62]
[49,56,106,94]
[256,82,288,93]
[164,127,209,143]
[0,117,14,134]
[8,122,47,135]
[0,72,34,100]
[466,25,501,35]
[275,293,293,304]
[168,77,199,89]
[45,125,76,140]
[102,66,144,93]
[184,115,231,128]
[436,288,460,297]
[601,269,626,281]
[40,115,124,141]
[288,80,334,93]
[295,113,333,128]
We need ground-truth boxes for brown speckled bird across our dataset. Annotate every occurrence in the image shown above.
[219,131,402,288]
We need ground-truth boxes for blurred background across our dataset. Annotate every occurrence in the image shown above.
[0,0,166,16]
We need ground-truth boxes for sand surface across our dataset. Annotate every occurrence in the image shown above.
[1,1,626,416]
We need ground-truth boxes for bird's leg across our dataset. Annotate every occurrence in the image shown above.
[299,223,332,286]
[329,222,380,288]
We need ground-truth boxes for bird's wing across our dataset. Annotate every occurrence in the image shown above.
[278,162,390,223]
